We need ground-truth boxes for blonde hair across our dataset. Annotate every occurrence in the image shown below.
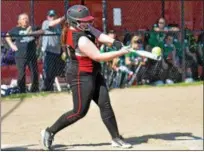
[17,13,29,27]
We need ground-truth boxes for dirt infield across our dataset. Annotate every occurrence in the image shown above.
[1,85,203,150]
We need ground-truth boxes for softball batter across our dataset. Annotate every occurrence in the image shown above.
[41,5,132,150]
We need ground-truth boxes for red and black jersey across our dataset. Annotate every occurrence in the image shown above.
[66,28,100,73]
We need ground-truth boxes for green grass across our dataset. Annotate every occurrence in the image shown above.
[2,91,52,101]
[130,80,203,89]
[2,81,203,100]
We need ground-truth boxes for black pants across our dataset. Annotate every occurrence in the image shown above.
[15,57,39,93]
[43,52,65,91]
[48,64,120,139]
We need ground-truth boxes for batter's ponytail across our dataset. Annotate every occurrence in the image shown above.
[61,22,69,46]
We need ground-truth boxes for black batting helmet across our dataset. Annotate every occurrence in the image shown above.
[66,5,94,29]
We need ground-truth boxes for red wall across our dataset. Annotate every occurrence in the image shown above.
[107,1,162,32]
[85,0,103,31]
[33,1,65,27]
[1,1,31,32]
[1,0,102,32]
[1,1,203,32]
[164,1,204,30]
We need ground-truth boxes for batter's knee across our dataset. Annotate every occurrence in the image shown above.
[72,107,89,119]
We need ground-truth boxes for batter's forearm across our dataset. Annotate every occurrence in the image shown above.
[98,33,114,45]
[88,25,114,45]
[95,50,127,62]
[88,25,123,49]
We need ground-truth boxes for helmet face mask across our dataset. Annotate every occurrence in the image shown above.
[76,20,94,31]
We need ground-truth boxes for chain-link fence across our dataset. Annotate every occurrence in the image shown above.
[1,0,204,96]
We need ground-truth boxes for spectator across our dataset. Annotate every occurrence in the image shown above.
[123,32,132,46]
[125,34,144,69]
[148,18,168,48]
[100,30,130,88]
[41,10,65,91]
[173,35,197,81]
[125,34,146,84]
[184,29,201,80]
[100,30,117,80]
[197,32,204,80]
[168,27,199,81]
[159,33,178,66]
[149,18,180,50]
[153,18,169,32]
[168,23,180,32]
[159,34,182,83]
[5,13,43,93]
[111,55,130,88]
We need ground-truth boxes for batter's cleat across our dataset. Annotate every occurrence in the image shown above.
[41,128,54,150]
[111,136,132,149]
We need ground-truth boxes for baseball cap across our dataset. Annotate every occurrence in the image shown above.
[47,10,56,16]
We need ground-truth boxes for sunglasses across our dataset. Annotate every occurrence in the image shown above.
[159,22,165,24]
[133,39,143,44]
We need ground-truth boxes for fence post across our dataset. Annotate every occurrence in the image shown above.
[181,0,185,81]
[64,0,69,14]
[102,0,107,33]
[203,0,204,29]
[30,0,34,26]
[81,0,85,5]
[162,0,165,18]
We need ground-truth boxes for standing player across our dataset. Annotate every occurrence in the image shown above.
[41,5,132,150]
